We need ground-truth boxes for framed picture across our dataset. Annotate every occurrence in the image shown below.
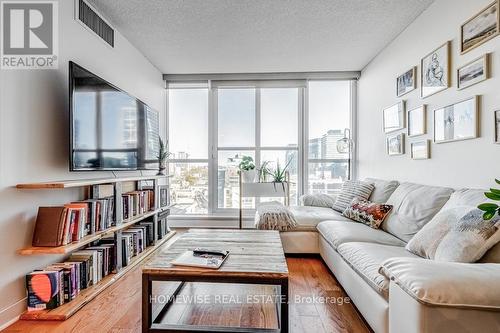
[461,1,499,54]
[396,67,417,97]
[383,101,405,133]
[411,140,430,160]
[421,42,450,98]
[457,54,490,90]
[434,96,479,144]
[387,133,405,156]
[408,105,427,137]
[495,110,500,143]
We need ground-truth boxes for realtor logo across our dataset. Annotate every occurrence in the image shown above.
[1,1,58,69]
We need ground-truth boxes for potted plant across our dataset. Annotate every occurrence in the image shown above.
[478,179,500,220]
[157,137,171,176]
[238,155,256,182]
[257,161,270,183]
[265,159,292,191]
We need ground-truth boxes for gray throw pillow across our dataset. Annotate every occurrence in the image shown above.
[434,209,500,263]
[406,207,500,263]
[332,180,374,213]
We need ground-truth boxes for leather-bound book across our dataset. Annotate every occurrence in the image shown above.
[32,207,68,247]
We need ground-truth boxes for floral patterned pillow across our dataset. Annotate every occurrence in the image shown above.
[342,197,393,229]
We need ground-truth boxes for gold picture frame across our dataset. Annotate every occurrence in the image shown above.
[461,1,500,54]
[383,101,406,134]
[407,105,427,137]
[457,54,490,90]
[433,96,479,144]
[411,140,430,160]
[421,41,451,99]
[396,66,417,97]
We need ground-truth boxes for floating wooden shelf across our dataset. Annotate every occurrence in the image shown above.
[18,210,160,255]
[16,175,173,189]
[19,231,176,321]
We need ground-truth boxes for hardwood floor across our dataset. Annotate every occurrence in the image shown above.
[3,257,371,333]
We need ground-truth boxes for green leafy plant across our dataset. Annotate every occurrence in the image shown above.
[266,159,292,183]
[238,155,255,171]
[257,161,271,182]
[478,179,500,220]
[157,138,171,163]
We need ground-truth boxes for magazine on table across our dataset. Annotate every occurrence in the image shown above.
[171,248,229,269]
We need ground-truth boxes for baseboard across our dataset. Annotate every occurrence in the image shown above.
[0,297,25,330]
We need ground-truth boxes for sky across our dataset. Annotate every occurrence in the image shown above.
[168,80,351,159]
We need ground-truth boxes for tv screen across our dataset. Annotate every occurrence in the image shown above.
[69,62,159,171]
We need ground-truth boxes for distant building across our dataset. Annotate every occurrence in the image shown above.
[309,138,322,159]
[321,130,348,160]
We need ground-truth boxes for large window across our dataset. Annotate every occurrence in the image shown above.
[168,88,209,214]
[307,81,351,195]
[168,80,353,215]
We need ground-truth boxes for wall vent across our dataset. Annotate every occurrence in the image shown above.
[77,0,115,47]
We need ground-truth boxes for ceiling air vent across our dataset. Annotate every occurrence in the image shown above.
[76,0,115,47]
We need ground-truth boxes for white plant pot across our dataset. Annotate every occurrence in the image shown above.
[241,170,256,183]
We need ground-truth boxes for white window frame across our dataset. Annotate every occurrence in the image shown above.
[166,76,358,221]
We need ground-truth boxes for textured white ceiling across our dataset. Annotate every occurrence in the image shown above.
[89,0,434,74]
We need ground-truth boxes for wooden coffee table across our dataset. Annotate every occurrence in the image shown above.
[142,229,289,333]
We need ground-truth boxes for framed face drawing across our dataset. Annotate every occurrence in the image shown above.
[421,42,450,98]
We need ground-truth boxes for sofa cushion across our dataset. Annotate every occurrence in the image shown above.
[365,178,399,203]
[289,206,350,231]
[299,193,337,208]
[342,198,393,229]
[336,242,418,298]
[383,182,453,242]
[317,220,406,250]
[332,180,375,212]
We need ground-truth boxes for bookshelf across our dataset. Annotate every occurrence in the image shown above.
[16,175,174,321]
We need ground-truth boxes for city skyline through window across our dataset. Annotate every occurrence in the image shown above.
[168,80,352,215]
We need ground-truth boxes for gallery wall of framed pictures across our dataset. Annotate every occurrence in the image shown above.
[384,0,500,159]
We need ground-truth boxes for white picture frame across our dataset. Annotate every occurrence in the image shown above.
[408,105,427,137]
[433,96,479,144]
[495,110,500,144]
[383,101,406,133]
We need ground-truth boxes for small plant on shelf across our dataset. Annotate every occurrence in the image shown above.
[266,159,292,183]
[239,155,256,182]
[478,179,500,220]
[257,161,271,182]
[157,138,171,176]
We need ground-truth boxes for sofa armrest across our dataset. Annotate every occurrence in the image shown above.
[299,193,337,208]
[379,257,500,310]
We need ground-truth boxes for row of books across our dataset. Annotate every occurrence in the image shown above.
[26,240,116,311]
[32,197,115,247]
[122,221,155,266]
[122,190,155,220]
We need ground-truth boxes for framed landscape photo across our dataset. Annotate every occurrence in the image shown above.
[461,1,499,54]
[387,133,405,156]
[411,140,430,160]
[495,110,500,143]
[421,42,450,98]
[408,105,427,137]
[457,54,490,90]
[396,67,417,97]
[383,101,405,133]
[434,96,479,144]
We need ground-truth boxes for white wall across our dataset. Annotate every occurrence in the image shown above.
[0,0,165,326]
[358,0,500,189]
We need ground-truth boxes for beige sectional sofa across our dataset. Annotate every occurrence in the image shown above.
[281,178,500,333]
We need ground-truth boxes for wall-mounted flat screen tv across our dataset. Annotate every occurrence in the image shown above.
[69,62,159,171]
